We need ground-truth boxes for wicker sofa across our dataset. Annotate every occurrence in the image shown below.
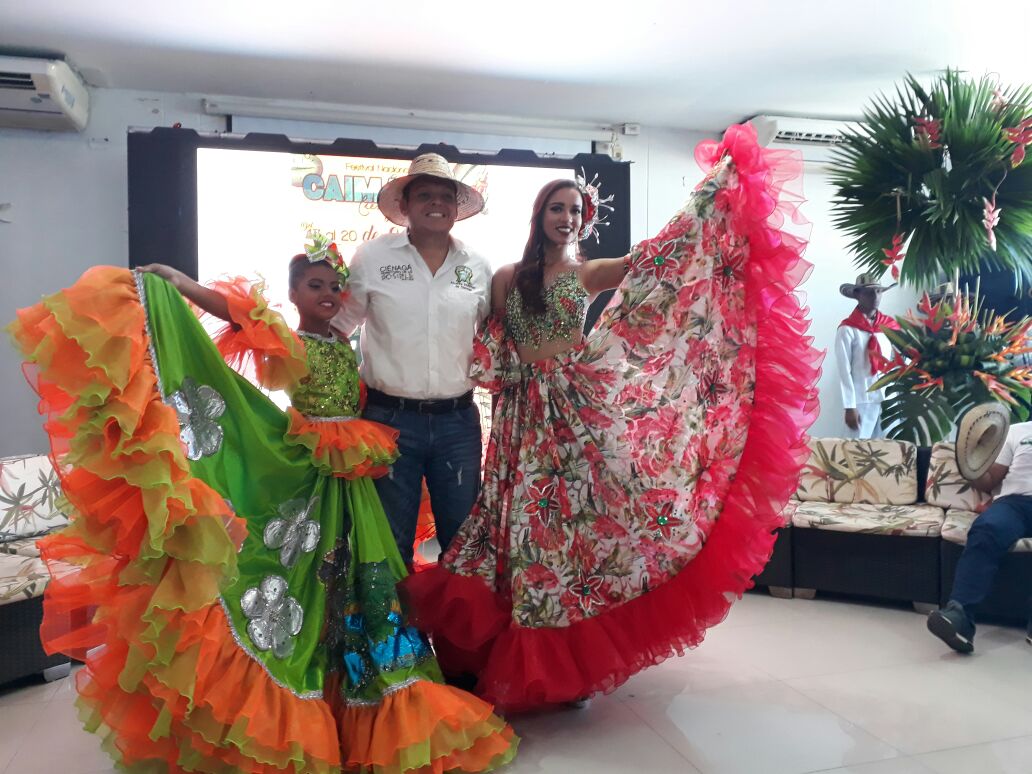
[751,437,1031,624]
[0,454,71,685]
[786,438,942,607]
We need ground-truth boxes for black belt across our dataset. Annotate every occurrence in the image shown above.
[366,388,474,414]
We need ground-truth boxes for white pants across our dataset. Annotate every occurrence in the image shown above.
[844,402,884,439]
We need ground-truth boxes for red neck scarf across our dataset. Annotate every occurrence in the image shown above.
[839,307,900,375]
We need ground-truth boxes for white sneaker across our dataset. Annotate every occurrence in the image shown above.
[566,697,592,709]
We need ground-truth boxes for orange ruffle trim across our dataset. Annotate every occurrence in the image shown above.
[328,677,518,773]
[284,407,399,480]
[209,276,310,392]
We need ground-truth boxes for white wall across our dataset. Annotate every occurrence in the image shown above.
[0,89,916,456]
[0,89,224,456]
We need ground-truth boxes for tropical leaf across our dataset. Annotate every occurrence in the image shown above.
[881,377,955,445]
[828,69,1032,288]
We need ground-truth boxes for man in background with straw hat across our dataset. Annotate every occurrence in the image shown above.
[927,404,1032,652]
[334,153,490,566]
[834,273,899,438]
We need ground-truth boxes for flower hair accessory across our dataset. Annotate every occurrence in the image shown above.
[576,170,615,242]
[304,231,350,284]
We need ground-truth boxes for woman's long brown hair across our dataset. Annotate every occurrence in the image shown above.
[513,179,584,313]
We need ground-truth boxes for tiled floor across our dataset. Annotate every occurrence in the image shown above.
[1,593,1029,774]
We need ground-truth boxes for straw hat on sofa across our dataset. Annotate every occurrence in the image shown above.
[377,153,485,226]
[955,402,1010,481]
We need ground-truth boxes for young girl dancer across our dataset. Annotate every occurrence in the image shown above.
[9,241,517,772]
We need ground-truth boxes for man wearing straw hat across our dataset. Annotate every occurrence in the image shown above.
[834,273,899,439]
[928,404,1032,652]
[334,153,490,566]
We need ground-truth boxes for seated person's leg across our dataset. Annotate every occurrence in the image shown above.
[928,496,1032,652]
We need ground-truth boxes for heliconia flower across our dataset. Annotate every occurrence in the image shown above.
[1002,343,1032,358]
[886,352,907,371]
[1007,367,1032,387]
[913,375,945,391]
[1005,118,1032,168]
[917,292,936,318]
[1012,319,1032,340]
[882,232,905,263]
[975,370,1019,404]
[881,232,906,280]
[914,117,943,149]
[990,88,1008,113]
[982,197,1002,251]
[1003,117,1032,143]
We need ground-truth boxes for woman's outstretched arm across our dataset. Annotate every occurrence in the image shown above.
[580,256,629,295]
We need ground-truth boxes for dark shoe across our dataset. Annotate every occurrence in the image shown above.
[565,697,592,709]
[927,601,976,654]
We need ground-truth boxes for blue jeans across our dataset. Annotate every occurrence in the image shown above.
[950,494,1032,613]
[362,403,482,565]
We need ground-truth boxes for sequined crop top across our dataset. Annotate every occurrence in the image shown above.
[504,270,589,347]
[289,332,362,418]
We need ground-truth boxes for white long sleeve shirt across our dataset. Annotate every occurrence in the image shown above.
[333,232,492,400]
[834,324,892,409]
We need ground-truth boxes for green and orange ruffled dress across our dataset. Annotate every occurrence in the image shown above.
[9,270,517,773]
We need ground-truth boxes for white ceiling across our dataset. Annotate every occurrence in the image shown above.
[3,0,1031,132]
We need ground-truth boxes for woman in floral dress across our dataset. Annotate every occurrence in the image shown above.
[402,124,823,711]
[9,245,517,772]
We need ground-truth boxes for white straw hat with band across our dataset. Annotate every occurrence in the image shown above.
[376,153,485,226]
[955,402,1010,481]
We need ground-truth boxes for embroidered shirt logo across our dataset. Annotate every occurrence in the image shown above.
[381,264,414,282]
[452,265,475,291]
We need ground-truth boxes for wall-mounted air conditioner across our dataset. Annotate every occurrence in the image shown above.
[0,56,90,132]
[745,115,861,164]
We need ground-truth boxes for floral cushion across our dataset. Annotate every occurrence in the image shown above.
[941,509,1032,552]
[0,537,40,557]
[0,554,49,607]
[791,501,945,537]
[796,438,918,505]
[925,442,992,511]
[0,454,66,541]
